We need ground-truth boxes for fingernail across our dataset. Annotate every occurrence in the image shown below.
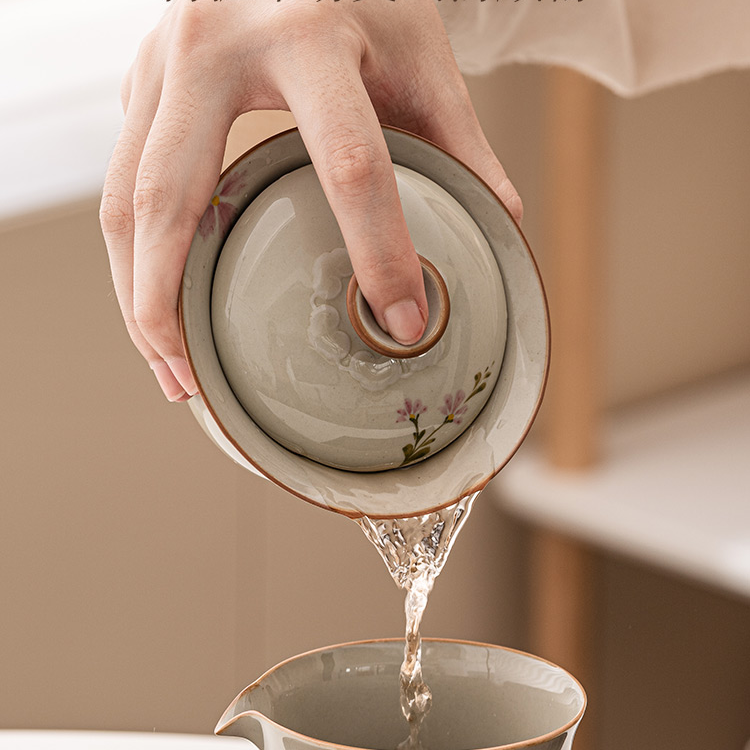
[151,360,188,403]
[383,299,425,345]
[167,356,198,396]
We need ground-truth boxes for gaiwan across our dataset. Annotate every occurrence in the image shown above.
[179,128,549,518]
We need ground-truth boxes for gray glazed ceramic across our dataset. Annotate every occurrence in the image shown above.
[210,163,506,472]
[180,127,549,518]
[215,639,586,750]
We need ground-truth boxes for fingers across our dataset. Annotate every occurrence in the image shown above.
[102,40,230,401]
[416,79,524,226]
[276,52,428,346]
[363,1,523,225]
[131,79,233,398]
[102,44,196,401]
[102,0,521,410]
[421,87,523,226]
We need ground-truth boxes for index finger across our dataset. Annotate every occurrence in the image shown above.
[276,58,428,346]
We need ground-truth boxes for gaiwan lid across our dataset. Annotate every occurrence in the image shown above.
[211,161,506,472]
[180,128,548,518]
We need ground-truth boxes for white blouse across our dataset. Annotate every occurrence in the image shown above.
[436,0,750,96]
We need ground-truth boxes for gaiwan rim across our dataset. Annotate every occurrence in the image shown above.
[179,126,550,519]
[215,637,587,750]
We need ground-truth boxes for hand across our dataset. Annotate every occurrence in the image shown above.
[100,0,522,402]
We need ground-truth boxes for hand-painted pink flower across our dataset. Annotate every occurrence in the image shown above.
[440,390,467,423]
[197,170,245,239]
[396,398,427,422]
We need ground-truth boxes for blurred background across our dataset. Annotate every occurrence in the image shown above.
[1,2,749,749]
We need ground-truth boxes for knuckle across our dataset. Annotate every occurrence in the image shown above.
[323,139,384,193]
[170,2,215,55]
[132,300,172,347]
[270,4,330,45]
[126,29,162,99]
[137,27,161,59]
[132,184,169,224]
[135,29,160,70]
[269,15,361,78]
[99,191,133,238]
[132,164,173,223]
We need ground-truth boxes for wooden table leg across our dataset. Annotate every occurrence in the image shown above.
[530,66,608,750]
[542,66,605,472]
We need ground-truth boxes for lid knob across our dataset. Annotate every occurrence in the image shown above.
[345,255,450,359]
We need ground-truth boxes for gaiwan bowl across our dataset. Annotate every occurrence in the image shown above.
[179,127,549,519]
[215,639,586,750]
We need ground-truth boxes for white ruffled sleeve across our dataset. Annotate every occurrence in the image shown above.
[435,0,750,96]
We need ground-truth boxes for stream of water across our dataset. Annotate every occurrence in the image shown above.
[355,492,479,750]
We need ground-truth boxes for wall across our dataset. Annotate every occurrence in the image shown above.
[466,66,750,405]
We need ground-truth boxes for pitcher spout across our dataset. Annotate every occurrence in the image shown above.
[215,710,266,748]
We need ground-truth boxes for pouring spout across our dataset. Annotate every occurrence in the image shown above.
[215,710,266,748]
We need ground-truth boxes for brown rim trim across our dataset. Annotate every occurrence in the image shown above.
[179,125,551,520]
[215,637,586,750]
[346,254,450,359]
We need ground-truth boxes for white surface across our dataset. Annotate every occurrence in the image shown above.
[0,731,246,748]
[496,371,750,599]
[0,0,164,222]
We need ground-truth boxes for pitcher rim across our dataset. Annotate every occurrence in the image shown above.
[215,636,587,750]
